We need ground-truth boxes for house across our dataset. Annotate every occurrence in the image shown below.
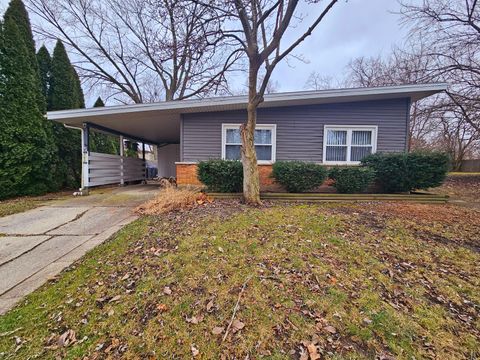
[47,83,447,192]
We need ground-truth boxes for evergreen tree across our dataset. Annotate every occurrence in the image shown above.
[90,97,119,155]
[49,40,83,188]
[0,18,53,199]
[72,66,85,108]
[36,45,51,100]
[3,0,45,112]
[93,97,105,107]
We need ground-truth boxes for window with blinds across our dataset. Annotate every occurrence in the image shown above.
[222,124,276,163]
[323,126,377,164]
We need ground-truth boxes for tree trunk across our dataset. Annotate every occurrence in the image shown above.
[241,61,262,205]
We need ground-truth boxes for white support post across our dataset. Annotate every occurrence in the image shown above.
[142,143,146,183]
[120,135,125,186]
[80,123,90,195]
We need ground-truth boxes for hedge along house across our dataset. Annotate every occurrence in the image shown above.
[47,83,447,192]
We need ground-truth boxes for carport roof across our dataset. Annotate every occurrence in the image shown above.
[47,83,447,144]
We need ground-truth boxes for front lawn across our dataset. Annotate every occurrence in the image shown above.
[0,202,478,359]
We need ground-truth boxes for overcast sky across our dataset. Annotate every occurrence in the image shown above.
[0,0,419,103]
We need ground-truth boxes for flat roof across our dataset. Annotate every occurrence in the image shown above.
[47,83,447,144]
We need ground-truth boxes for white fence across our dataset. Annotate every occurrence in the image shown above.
[88,152,145,187]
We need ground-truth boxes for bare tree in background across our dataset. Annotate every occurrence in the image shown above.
[303,71,336,90]
[197,0,339,204]
[434,108,480,170]
[27,0,241,103]
[346,44,480,163]
[346,45,445,151]
[400,0,480,133]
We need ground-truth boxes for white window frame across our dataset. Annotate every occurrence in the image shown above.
[221,123,277,164]
[322,125,378,165]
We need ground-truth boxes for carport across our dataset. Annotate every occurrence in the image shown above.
[47,95,255,193]
[48,101,185,193]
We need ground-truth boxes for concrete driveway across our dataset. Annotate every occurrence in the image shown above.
[0,184,159,315]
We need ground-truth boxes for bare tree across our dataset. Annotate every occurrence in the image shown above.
[196,0,339,204]
[27,0,241,103]
[303,71,336,90]
[433,107,479,170]
[400,0,480,133]
[346,43,480,164]
[346,45,444,151]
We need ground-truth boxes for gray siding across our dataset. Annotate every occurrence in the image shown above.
[181,98,410,162]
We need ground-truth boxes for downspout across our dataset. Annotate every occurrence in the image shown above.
[64,123,90,195]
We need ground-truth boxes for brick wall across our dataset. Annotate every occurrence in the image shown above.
[176,163,202,185]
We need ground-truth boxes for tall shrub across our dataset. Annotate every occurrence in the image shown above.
[197,160,243,192]
[36,45,51,101]
[0,18,53,199]
[272,161,328,192]
[49,40,84,188]
[329,167,376,194]
[362,152,449,192]
[3,0,44,112]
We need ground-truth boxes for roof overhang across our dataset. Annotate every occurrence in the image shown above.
[47,83,447,144]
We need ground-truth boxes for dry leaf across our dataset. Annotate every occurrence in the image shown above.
[206,300,215,312]
[306,342,320,360]
[212,326,224,335]
[186,315,204,324]
[163,286,172,295]
[156,303,168,312]
[232,319,245,333]
[57,329,76,347]
[324,325,337,334]
[299,347,309,360]
[109,295,122,303]
[191,345,200,357]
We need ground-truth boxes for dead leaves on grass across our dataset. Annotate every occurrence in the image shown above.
[7,202,478,360]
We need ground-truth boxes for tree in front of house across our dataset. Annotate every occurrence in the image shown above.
[48,40,85,189]
[0,16,54,199]
[201,0,339,204]
[89,97,120,155]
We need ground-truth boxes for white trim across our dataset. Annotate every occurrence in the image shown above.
[322,125,378,165]
[221,123,277,164]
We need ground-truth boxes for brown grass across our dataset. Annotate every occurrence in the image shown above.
[135,186,209,215]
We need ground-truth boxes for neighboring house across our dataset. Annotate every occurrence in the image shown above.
[48,83,447,191]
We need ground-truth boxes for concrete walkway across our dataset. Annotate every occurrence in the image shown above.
[0,184,159,315]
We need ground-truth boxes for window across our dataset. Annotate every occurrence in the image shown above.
[323,125,377,164]
[222,124,276,163]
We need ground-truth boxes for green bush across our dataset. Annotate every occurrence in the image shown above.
[197,159,243,192]
[329,166,376,193]
[362,151,449,193]
[272,161,328,192]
